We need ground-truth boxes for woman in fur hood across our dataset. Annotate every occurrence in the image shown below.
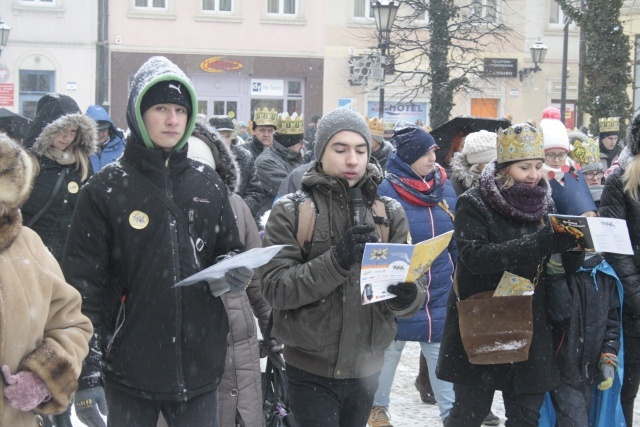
[20,93,97,262]
[449,130,498,196]
[0,133,92,426]
[187,118,272,427]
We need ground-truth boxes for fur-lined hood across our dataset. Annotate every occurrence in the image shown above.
[449,152,481,191]
[31,113,98,159]
[0,134,36,251]
[191,118,240,194]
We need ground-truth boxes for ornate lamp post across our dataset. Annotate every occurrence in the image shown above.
[0,17,11,58]
[370,1,400,119]
[518,40,548,82]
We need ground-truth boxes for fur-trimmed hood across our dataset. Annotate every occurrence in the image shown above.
[0,133,36,252]
[31,113,98,159]
[190,118,240,194]
[449,152,482,191]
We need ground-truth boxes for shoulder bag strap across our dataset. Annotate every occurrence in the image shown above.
[121,160,189,226]
[438,200,455,222]
[26,167,69,228]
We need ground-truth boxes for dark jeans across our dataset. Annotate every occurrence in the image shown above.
[104,383,218,427]
[621,335,640,427]
[286,364,379,427]
[549,382,592,427]
[444,383,545,427]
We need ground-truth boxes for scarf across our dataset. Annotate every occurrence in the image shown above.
[480,160,551,222]
[43,147,77,165]
[387,164,447,207]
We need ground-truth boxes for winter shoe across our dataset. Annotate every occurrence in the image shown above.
[368,406,393,427]
[482,411,501,426]
[415,354,437,405]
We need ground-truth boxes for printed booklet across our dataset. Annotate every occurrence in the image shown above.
[548,214,633,255]
[360,231,454,305]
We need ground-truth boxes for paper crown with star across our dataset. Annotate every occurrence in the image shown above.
[365,116,385,138]
[549,165,598,215]
[496,123,545,164]
[277,112,304,135]
[251,107,278,129]
[568,131,602,172]
[599,117,619,134]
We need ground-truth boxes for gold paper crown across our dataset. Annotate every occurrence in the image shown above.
[277,112,304,135]
[365,116,385,137]
[384,122,395,131]
[569,132,600,168]
[496,124,544,164]
[599,117,619,133]
[252,108,278,128]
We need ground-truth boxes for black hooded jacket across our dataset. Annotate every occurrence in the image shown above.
[62,57,243,400]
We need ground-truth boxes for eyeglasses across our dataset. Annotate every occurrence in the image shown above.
[583,171,604,180]
[545,152,568,161]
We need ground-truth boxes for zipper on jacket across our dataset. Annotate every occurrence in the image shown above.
[165,157,187,400]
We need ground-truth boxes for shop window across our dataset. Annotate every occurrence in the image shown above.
[202,0,232,12]
[19,70,55,119]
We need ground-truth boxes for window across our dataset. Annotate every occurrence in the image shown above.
[19,70,55,120]
[549,0,576,28]
[19,0,55,4]
[470,0,499,23]
[134,0,166,9]
[354,0,374,19]
[267,0,297,15]
[203,0,232,12]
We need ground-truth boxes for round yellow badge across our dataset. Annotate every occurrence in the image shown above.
[68,182,79,194]
[129,210,150,230]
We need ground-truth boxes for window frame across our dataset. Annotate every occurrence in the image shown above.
[13,0,64,12]
[128,0,176,19]
[196,0,243,22]
[469,0,501,24]
[548,0,577,30]
[261,0,305,25]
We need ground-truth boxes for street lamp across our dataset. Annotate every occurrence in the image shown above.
[518,40,548,82]
[0,17,10,58]
[370,1,400,119]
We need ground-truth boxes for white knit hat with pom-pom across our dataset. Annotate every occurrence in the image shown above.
[462,130,497,165]
[540,107,570,152]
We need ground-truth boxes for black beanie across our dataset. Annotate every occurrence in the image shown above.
[274,133,304,148]
[141,80,192,116]
[394,124,438,165]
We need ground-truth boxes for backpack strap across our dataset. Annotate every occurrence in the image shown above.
[438,200,455,222]
[372,199,390,244]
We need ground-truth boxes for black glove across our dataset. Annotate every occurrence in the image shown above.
[387,282,418,310]
[537,228,577,255]
[259,338,283,358]
[332,224,378,269]
[74,386,108,427]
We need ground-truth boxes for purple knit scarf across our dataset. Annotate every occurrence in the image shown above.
[479,160,551,222]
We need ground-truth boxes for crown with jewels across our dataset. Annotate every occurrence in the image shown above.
[496,123,544,164]
[277,112,304,135]
[599,117,619,133]
[365,116,385,138]
[549,167,598,215]
[568,131,602,172]
[252,107,278,128]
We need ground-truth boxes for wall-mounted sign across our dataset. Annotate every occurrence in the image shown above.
[338,98,356,110]
[0,65,9,83]
[251,79,284,97]
[67,82,77,91]
[484,58,517,78]
[367,101,428,125]
[0,84,14,107]
[200,57,243,73]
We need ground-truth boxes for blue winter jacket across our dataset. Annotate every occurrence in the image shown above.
[378,151,457,342]
[86,105,126,172]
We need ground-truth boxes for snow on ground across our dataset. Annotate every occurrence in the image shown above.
[69,341,640,426]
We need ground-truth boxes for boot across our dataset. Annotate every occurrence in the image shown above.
[482,411,501,426]
[368,406,393,427]
[415,353,436,405]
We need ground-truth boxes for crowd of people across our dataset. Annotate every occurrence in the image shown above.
[0,55,639,427]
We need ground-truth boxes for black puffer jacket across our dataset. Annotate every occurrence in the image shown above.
[62,57,243,400]
[231,140,266,219]
[599,152,640,339]
[21,94,97,262]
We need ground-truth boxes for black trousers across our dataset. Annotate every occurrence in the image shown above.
[444,383,545,427]
[104,383,218,427]
[621,335,640,427]
[286,364,379,427]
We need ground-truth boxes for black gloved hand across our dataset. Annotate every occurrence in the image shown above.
[332,224,378,269]
[387,282,418,310]
[538,228,577,255]
[74,386,108,427]
[259,338,283,358]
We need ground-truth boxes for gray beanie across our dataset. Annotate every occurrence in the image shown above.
[314,107,372,161]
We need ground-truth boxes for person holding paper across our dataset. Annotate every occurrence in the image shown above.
[599,110,640,426]
[62,57,246,427]
[369,123,457,426]
[260,107,427,427]
[437,123,577,427]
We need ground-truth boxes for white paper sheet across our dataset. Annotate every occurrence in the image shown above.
[586,217,634,255]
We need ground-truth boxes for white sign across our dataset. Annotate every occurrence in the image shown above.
[67,82,77,91]
[251,79,284,97]
[510,88,518,97]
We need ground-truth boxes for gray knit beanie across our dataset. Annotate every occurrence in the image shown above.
[462,130,497,165]
[314,107,371,160]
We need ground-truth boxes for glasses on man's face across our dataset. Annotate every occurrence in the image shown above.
[545,152,568,161]
[583,171,604,180]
